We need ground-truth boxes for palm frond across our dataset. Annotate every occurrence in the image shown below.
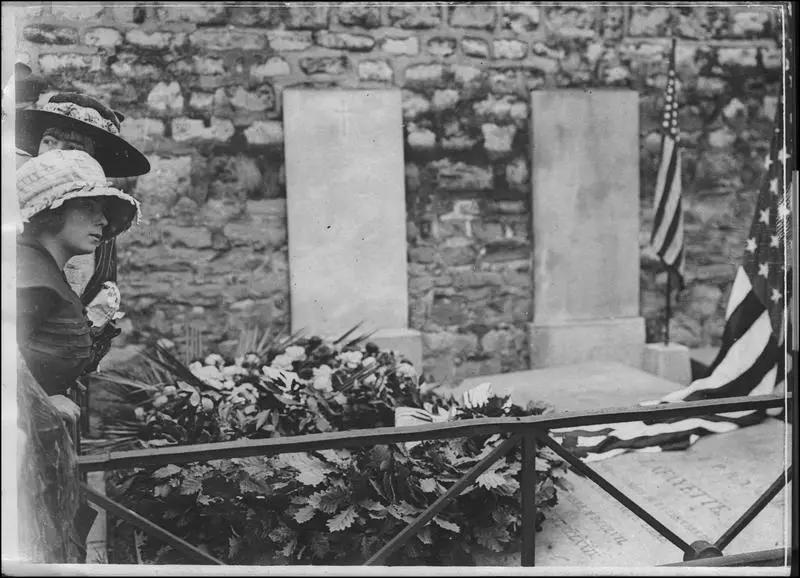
[270,327,307,354]
[332,323,363,345]
[344,329,377,349]
[144,343,214,392]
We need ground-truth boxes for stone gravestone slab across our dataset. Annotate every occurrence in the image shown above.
[528,90,645,370]
[471,418,790,567]
[457,365,790,567]
[283,89,421,367]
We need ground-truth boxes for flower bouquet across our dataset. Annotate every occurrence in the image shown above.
[95,328,569,565]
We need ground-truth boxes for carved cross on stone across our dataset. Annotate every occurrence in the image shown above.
[334,97,356,136]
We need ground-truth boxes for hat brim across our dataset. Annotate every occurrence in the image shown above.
[22,184,142,240]
[53,188,141,240]
[16,109,150,177]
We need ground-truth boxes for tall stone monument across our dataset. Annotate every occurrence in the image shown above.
[283,89,422,367]
[528,90,645,369]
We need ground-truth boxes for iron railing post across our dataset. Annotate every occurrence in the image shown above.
[520,432,537,566]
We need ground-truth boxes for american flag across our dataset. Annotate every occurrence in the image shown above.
[650,37,685,287]
[551,12,793,461]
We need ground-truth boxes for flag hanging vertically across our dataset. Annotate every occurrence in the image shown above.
[551,28,793,462]
[650,37,685,288]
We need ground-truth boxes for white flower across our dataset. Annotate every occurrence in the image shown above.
[134,407,146,420]
[340,351,363,367]
[362,356,377,367]
[363,374,377,386]
[190,364,225,390]
[462,382,493,409]
[205,353,225,367]
[396,362,417,379]
[262,365,283,380]
[284,345,307,362]
[201,398,214,412]
[281,371,300,388]
[271,354,295,371]
[222,364,247,377]
[163,385,176,397]
[312,364,333,392]
[229,383,258,404]
[262,366,299,391]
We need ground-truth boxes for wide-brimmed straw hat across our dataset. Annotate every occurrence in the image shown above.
[16,92,150,177]
[17,149,141,240]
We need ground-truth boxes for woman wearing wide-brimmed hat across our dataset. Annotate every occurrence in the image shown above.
[16,91,150,397]
[16,149,141,563]
[16,91,150,177]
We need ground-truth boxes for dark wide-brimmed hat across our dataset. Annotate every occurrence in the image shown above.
[16,92,150,178]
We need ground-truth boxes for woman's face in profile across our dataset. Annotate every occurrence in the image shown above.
[49,198,108,257]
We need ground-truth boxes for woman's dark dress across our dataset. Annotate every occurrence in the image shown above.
[16,237,96,563]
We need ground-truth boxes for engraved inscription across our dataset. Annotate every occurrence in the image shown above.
[552,517,602,559]
[564,493,629,546]
[650,465,732,518]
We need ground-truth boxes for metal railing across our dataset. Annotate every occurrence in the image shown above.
[78,392,792,567]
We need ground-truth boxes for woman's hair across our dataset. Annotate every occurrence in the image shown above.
[21,205,68,239]
[40,127,96,156]
[21,198,111,239]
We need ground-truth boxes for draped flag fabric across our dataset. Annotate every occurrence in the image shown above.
[551,21,793,462]
[650,37,685,287]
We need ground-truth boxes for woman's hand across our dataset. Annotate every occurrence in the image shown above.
[49,394,81,425]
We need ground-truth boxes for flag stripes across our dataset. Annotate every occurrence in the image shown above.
[649,38,686,286]
[552,17,791,460]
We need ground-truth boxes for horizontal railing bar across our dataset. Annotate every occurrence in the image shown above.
[364,434,521,566]
[81,483,225,565]
[714,465,793,551]
[538,434,694,555]
[663,547,788,567]
[79,393,790,472]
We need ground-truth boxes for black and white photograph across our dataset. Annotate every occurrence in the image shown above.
[1,1,796,574]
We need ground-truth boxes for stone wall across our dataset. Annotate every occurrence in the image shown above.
[13,3,785,386]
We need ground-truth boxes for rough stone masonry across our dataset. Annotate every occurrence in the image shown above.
[14,3,785,386]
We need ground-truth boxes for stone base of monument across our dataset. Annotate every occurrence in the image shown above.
[456,362,790,567]
[368,328,423,371]
[642,342,692,386]
[456,361,678,416]
[528,317,645,370]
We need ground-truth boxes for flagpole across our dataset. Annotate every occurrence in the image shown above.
[665,269,671,345]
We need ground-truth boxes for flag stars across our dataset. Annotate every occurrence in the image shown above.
[771,288,782,303]
[769,178,779,195]
[745,237,757,252]
[759,208,770,224]
[777,148,790,165]
[758,262,769,277]
[777,204,790,219]
[770,234,781,247]
[764,155,773,170]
